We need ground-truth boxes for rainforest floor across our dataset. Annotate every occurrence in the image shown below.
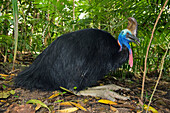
[0,59,169,113]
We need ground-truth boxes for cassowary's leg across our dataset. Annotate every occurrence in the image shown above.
[76,84,130,101]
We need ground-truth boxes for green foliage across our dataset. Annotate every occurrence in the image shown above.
[0,0,169,76]
[26,99,51,112]
[0,89,15,98]
[54,99,63,103]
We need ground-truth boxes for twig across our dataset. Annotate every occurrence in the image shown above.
[146,42,169,113]
[141,0,169,101]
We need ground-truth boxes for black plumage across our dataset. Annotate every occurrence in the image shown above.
[15,28,129,91]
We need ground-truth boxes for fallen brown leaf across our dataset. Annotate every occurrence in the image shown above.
[70,102,87,111]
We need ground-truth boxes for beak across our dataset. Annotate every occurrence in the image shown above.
[126,34,140,45]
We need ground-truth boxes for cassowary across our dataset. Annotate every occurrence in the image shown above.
[15,17,139,100]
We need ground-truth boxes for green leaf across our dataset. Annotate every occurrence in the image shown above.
[26,99,51,112]
[1,77,6,80]
[54,99,63,103]
[10,90,15,95]
[14,95,19,98]
[74,87,77,90]
[2,85,7,89]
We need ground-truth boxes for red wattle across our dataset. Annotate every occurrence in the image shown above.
[129,49,133,67]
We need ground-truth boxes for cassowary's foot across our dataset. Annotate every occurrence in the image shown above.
[76,84,130,101]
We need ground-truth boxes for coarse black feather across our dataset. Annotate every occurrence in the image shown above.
[15,28,129,91]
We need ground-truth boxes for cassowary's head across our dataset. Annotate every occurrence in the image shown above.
[118,17,140,67]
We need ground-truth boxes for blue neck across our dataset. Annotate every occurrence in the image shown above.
[118,35,132,54]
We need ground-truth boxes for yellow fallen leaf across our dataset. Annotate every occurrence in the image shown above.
[59,86,74,94]
[0,74,9,77]
[98,99,117,105]
[144,104,158,113]
[83,99,89,103]
[35,103,41,111]
[48,93,60,99]
[70,102,87,111]
[60,102,72,106]
[57,107,79,113]
[10,74,15,76]
[0,100,7,102]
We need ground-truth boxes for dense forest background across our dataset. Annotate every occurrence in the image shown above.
[0,0,169,112]
[0,0,169,76]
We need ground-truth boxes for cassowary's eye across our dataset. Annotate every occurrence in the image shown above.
[121,31,124,34]
[126,32,130,38]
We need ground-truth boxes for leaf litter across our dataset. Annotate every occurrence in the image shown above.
[0,64,170,113]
